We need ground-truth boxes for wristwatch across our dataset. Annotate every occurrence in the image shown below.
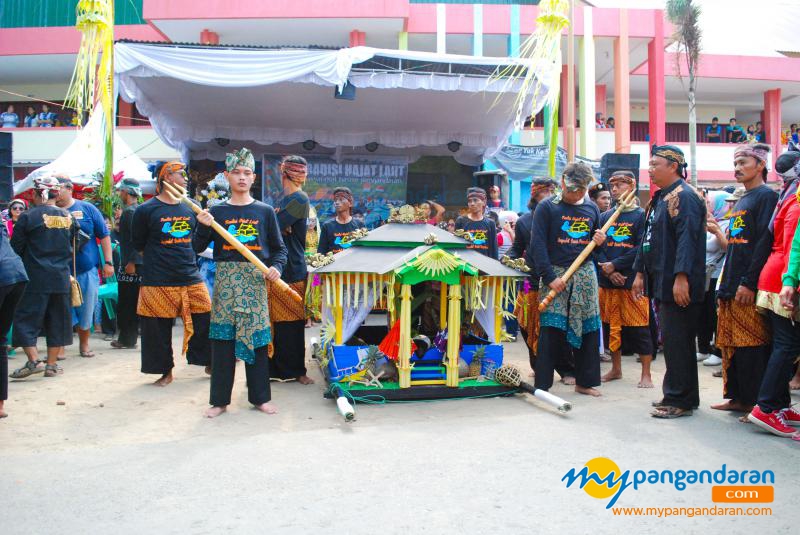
[105,261,113,266]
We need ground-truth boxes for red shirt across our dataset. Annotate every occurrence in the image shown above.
[757,196,800,294]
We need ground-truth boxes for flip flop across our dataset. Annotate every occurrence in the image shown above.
[79,350,95,358]
[651,406,693,419]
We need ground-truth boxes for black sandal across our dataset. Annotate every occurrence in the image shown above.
[651,406,693,419]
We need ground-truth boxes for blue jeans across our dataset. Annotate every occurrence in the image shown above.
[757,312,800,413]
[72,269,100,330]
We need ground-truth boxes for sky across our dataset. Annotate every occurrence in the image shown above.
[588,0,799,57]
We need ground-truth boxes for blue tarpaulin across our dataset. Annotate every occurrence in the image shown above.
[488,144,601,181]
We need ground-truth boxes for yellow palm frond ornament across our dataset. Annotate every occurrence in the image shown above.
[65,0,115,217]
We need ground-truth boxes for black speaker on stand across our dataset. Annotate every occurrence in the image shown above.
[0,132,11,203]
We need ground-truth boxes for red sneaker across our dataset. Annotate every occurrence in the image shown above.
[780,406,800,426]
[748,406,797,437]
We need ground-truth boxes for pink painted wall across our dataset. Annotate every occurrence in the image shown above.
[0,25,165,56]
[633,53,800,82]
[143,0,409,20]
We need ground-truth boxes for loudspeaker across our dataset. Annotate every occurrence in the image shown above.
[473,170,506,191]
[334,81,356,101]
[0,132,11,203]
[600,152,640,183]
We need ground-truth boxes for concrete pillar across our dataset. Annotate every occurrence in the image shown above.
[473,3,483,56]
[578,6,596,159]
[595,84,607,117]
[764,88,782,181]
[508,4,521,57]
[436,3,446,53]
[349,30,365,47]
[200,29,219,45]
[117,99,134,127]
[647,10,666,150]
[613,9,631,153]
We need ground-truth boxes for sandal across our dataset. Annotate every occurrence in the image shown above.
[9,360,44,379]
[110,341,136,349]
[712,370,722,378]
[44,364,63,377]
[651,400,666,407]
[651,406,693,419]
[79,349,95,358]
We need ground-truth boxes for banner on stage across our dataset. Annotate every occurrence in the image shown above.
[262,156,408,228]
[489,144,601,181]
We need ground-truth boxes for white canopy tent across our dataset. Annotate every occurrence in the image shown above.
[114,42,552,165]
[14,107,156,195]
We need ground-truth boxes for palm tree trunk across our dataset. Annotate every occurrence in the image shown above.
[688,72,697,187]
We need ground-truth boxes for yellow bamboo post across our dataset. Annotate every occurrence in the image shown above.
[439,282,448,331]
[334,273,343,345]
[493,278,503,343]
[445,284,462,387]
[398,284,413,388]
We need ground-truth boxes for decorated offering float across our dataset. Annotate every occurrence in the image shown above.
[308,206,572,420]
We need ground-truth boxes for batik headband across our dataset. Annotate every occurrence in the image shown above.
[608,170,637,185]
[467,187,487,202]
[225,147,255,172]
[280,161,308,185]
[734,144,770,164]
[651,145,687,167]
[159,161,186,181]
[332,187,354,206]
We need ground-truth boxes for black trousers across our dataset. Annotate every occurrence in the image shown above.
[210,340,271,407]
[725,345,771,406]
[12,291,72,348]
[116,279,140,347]
[696,280,721,356]
[1,282,26,401]
[140,312,210,375]
[270,320,307,379]
[535,326,599,390]
[659,302,701,410]
[757,312,800,413]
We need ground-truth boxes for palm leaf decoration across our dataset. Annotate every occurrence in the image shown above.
[411,249,461,278]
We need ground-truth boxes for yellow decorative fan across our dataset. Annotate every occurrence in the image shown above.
[412,249,461,278]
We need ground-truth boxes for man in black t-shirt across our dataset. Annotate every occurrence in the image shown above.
[270,155,314,384]
[132,161,212,387]
[111,178,143,349]
[10,176,75,379]
[195,147,288,418]
[711,143,777,415]
[318,187,365,255]
[455,187,498,259]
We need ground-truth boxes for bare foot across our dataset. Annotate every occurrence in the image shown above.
[205,366,211,376]
[601,370,622,383]
[255,402,278,414]
[791,374,800,390]
[0,403,6,418]
[297,375,315,385]
[560,376,576,386]
[575,385,602,397]
[638,376,654,388]
[738,414,751,423]
[710,400,750,412]
[205,406,226,418]
[153,372,173,387]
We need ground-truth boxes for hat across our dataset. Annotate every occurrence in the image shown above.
[608,170,637,185]
[54,174,73,189]
[467,187,487,202]
[33,176,61,201]
[115,178,142,197]
[651,145,688,178]
[562,161,595,192]
[225,147,255,172]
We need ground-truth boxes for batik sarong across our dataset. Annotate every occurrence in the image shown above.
[209,262,271,364]
[598,287,649,352]
[268,280,307,322]
[539,263,600,349]
[513,288,540,354]
[137,282,211,354]
[717,298,771,391]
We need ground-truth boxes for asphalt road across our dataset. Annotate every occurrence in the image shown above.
[1,330,797,534]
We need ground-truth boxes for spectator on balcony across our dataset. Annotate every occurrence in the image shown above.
[726,118,746,143]
[754,121,766,143]
[1,105,19,128]
[606,117,615,129]
[746,124,756,143]
[23,106,37,128]
[36,104,57,128]
[69,110,81,127]
[705,117,722,143]
[595,112,606,129]
[791,124,799,144]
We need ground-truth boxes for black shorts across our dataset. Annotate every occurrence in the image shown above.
[12,291,73,348]
[602,322,653,356]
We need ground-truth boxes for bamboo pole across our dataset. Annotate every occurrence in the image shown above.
[445,284,462,387]
[398,284,413,388]
[161,181,303,304]
[439,282,448,331]
[493,279,503,343]
[334,274,343,345]
[538,190,636,311]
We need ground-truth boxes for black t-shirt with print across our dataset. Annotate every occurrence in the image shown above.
[193,200,288,272]
[455,216,498,259]
[131,198,202,287]
[717,185,778,298]
[317,218,365,255]
[276,191,310,283]
[530,198,600,285]
[595,207,645,289]
[9,204,76,293]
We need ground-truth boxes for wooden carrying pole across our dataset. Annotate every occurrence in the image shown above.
[161,181,303,304]
[538,190,636,311]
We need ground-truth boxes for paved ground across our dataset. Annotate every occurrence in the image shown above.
[1,328,797,534]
